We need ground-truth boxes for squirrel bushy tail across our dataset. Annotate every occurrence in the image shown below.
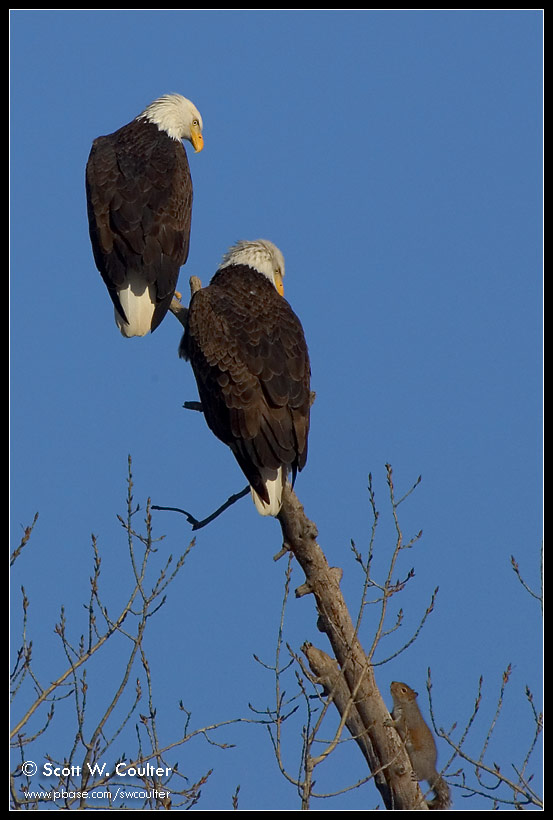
[428,774,451,810]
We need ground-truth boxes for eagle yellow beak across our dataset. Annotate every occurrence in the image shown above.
[274,272,284,296]
[190,126,204,153]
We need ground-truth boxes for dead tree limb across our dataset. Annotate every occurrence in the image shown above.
[277,484,427,810]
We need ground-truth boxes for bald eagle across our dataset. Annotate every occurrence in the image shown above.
[180,240,311,516]
[86,94,203,336]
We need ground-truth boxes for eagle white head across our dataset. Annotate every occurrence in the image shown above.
[220,239,285,296]
[138,93,204,151]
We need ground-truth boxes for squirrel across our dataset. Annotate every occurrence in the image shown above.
[387,680,451,810]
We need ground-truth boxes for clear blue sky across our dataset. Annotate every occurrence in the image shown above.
[10,10,542,810]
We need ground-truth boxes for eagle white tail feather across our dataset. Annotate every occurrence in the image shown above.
[251,467,285,516]
[116,274,156,337]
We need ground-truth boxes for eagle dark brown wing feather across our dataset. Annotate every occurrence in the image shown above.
[180,265,310,504]
[86,119,193,331]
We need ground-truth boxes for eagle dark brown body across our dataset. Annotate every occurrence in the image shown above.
[86,94,202,336]
[181,257,311,515]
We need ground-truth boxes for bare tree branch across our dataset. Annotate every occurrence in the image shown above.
[276,482,427,810]
[152,486,250,531]
[10,458,248,810]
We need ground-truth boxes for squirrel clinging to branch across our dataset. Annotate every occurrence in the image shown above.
[387,681,451,810]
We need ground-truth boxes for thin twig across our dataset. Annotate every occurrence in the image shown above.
[152,486,250,530]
